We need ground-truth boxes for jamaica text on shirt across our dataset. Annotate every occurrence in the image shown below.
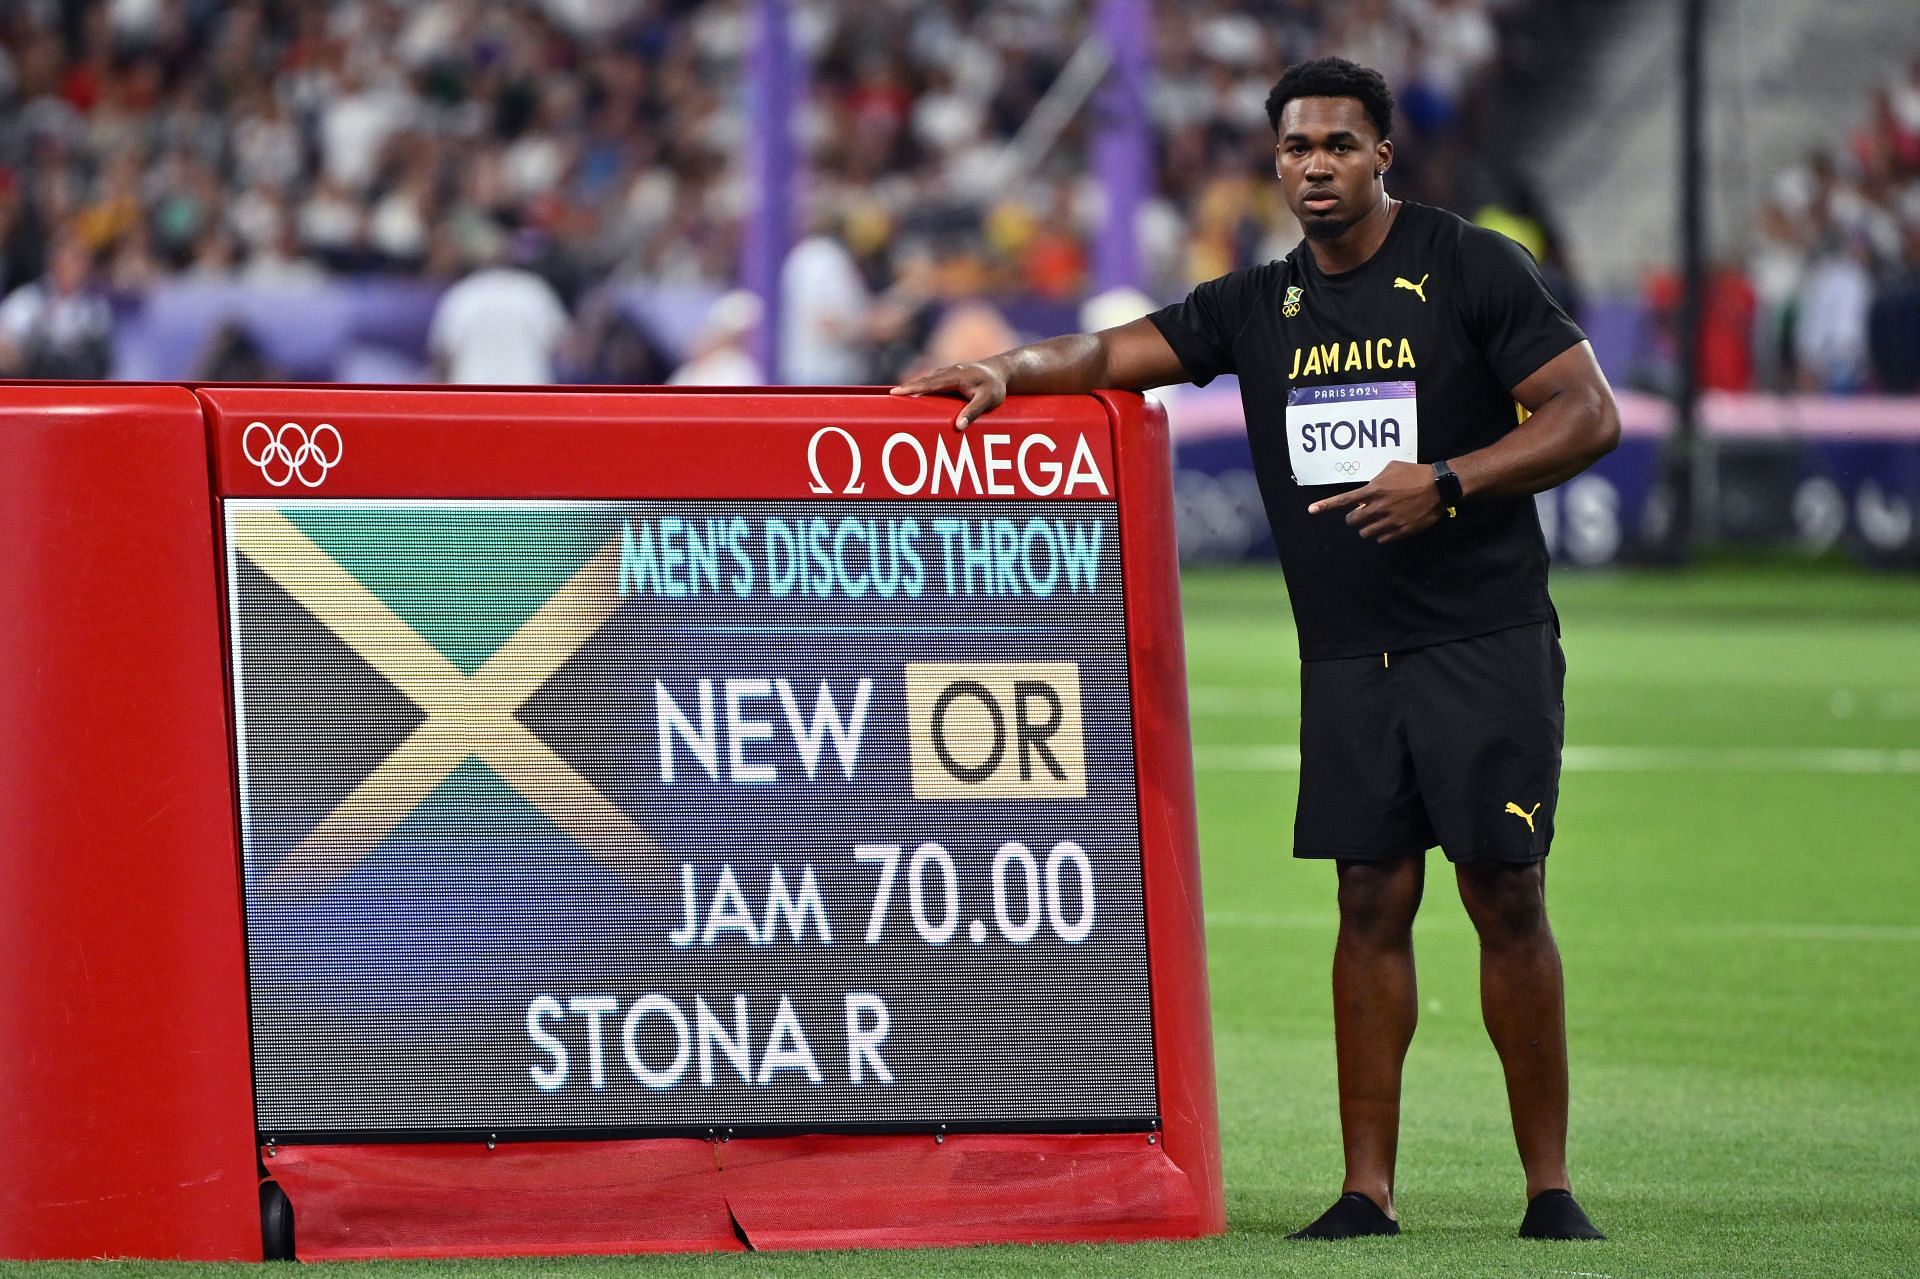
[1288,337,1417,380]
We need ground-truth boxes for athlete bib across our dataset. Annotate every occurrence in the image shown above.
[1284,379,1419,486]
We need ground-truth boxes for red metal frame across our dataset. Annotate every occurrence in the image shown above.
[200,384,1117,501]
[2,385,1222,1258]
[0,385,263,1260]
[1102,391,1225,1235]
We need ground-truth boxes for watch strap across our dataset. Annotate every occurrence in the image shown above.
[1432,458,1463,517]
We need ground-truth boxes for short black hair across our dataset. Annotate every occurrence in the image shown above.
[1264,57,1394,142]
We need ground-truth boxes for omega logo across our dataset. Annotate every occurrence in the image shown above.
[804,426,1109,499]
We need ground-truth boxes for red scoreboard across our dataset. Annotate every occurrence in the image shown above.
[0,384,1222,1259]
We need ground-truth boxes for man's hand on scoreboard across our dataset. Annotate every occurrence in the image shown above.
[890,361,1008,431]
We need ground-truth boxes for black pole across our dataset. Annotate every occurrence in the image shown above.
[1669,0,1707,561]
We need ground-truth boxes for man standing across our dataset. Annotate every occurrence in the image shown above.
[893,56,1615,1241]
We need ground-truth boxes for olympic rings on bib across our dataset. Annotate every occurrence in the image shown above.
[243,421,343,488]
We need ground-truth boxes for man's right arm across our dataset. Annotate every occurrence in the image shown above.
[890,316,1189,430]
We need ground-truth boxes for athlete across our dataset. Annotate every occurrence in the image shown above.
[893,56,1616,1241]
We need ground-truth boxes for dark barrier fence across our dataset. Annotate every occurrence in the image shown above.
[1166,386,1920,568]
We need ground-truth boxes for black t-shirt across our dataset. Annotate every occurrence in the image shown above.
[1149,201,1586,660]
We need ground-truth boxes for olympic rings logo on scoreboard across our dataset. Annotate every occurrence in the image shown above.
[243,420,343,488]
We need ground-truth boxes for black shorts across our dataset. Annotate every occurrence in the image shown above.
[1294,621,1565,864]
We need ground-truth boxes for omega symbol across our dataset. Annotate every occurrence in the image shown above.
[806,425,865,495]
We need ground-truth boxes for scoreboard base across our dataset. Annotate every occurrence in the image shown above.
[268,1133,1205,1259]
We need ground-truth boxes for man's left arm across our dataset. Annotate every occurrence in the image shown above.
[1309,340,1620,543]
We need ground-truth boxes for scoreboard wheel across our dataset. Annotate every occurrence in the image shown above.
[259,1181,295,1261]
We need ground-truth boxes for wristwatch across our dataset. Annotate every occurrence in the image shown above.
[1432,458,1463,518]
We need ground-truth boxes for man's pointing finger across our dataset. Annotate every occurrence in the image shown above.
[1308,487,1370,515]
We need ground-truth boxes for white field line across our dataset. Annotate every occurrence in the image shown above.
[1190,685,1920,721]
[1207,909,1467,936]
[1706,923,1920,943]
[1205,912,1920,944]
[1185,686,1298,713]
[1206,911,1340,931]
[1191,744,1920,774]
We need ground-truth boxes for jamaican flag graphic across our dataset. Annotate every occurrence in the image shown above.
[229,502,654,893]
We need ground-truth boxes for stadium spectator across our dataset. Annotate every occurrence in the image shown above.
[1796,233,1876,393]
[242,211,327,289]
[666,288,765,385]
[1748,202,1806,390]
[1869,225,1920,392]
[908,298,1019,380]
[427,234,572,384]
[0,234,113,378]
[573,293,676,386]
[193,320,288,383]
[779,224,872,384]
[1641,265,1757,394]
[1893,54,1920,164]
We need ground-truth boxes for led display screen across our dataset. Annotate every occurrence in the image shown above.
[224,499,1156,1138]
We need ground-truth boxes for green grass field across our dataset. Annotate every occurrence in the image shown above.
[14,562,1919,1279]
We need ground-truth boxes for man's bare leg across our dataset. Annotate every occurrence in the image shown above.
[1332,856,1425,1213]
[1290,856,1424,1239]
[1455,859,1602,1238]
[1455,859,1568,1195]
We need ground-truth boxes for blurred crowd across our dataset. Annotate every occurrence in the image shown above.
[0,0,1533,383]
[1652,54,1920,396]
